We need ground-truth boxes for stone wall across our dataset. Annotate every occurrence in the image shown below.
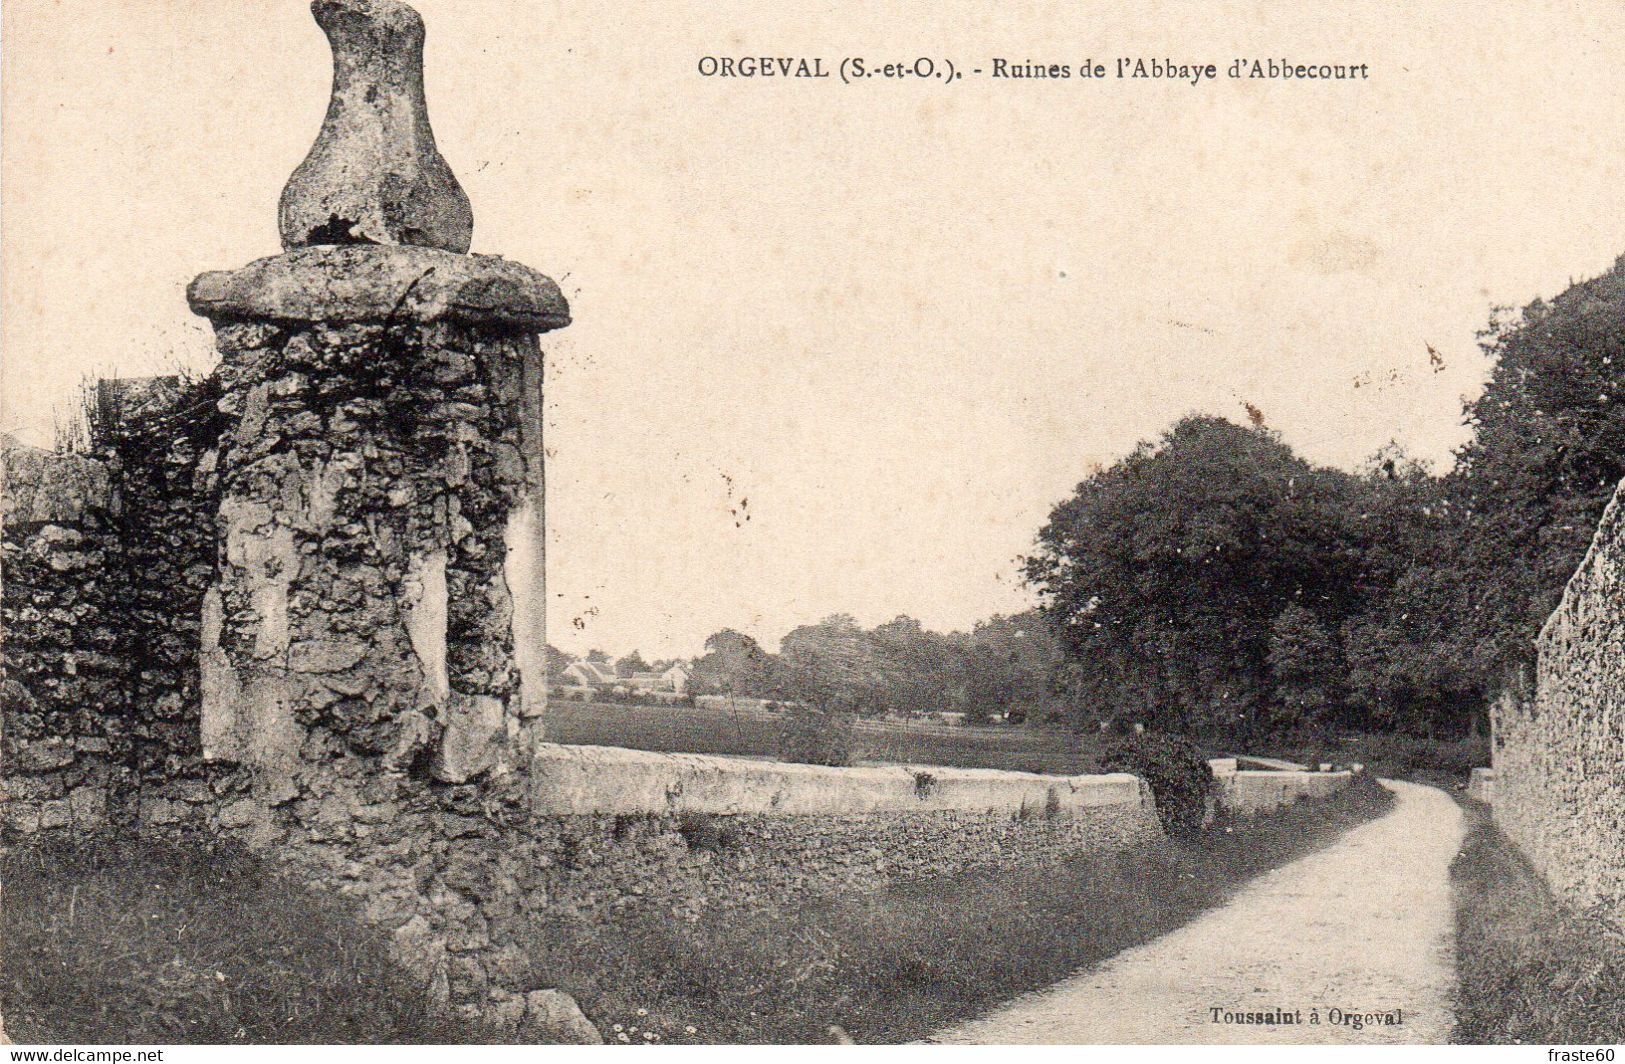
[1207,758,1358,817]
[96,378,223,826]
[194,744,1161,1026]
[1494,481,1625,920]
[1,439,131,833]
[1,378,223,836]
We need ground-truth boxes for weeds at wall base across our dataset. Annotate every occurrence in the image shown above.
[518,777,1394,1044]
[1450,800,1625,1044]
[0,832,500,1045]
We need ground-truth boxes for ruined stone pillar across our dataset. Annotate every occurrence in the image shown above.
[188,0,564,803]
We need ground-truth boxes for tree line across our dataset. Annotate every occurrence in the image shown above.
[1024,257,1625,744]
[685,612,1065,725]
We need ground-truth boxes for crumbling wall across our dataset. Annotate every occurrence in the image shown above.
[94,378,224,826]
[1496,480,1625,920]
[1,378,222,835]
[1,439,132,832]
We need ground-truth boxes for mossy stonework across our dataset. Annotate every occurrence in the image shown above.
[0,0,1173,1039]
[1494,482,1625,922]
[188,254,558,802]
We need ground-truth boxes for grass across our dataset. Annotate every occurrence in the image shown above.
[0,766,1391,1045]
[0,834,495,1045]
[545,699,1102,775]
[1450,800,1625,1044]
[518,773,1395,1044]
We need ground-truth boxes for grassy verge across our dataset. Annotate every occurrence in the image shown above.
[521,774,1395,1044]
[3,779,1392,1045]
[1,834,493,1045]
[1450,800,1625,1044]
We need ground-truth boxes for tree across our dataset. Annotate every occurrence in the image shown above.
[544,644,574,679]
[963,611,1063,722]
[689,629,776,698]
[1345,257,1625,736]
[778,615,889,715]
[870,615,959,717]
[1266,604,1342,730]
[1335,448,1479,735]
[615,649,650,677]
[1444,258,1625,681]
[1024,416,1371,744]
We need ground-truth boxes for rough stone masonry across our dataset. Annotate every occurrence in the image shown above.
[1495,481,1625,923]
[2,0,1168,1039]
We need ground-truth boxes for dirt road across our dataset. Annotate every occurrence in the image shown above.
[929,780,1465,1044]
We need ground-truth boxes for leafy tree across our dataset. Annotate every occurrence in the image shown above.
[1346,257,1625,735]
[689,629,777,698]
[1443,259,1625,680]
[963,612,1064,722]
[615,649,651,677]
[778,615,889,715]
[1024,416,1370,744]
[1266,604,1343,730]
[544,644,574,678]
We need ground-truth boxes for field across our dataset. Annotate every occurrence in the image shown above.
[543,699,1102,775]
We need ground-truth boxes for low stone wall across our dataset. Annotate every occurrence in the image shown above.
[1467,767,1495,803]
[1495,480,1625,921]
[195,743,1162,1030]
[529,743,1146,815]
[1208,759,1356,817]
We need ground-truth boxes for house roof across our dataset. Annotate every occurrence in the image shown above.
[564,660,617,683]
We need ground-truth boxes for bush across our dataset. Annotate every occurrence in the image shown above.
[776,704,855,766]
[1099,732,1214,837]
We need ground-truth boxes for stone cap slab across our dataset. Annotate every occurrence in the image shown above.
[527,742,1153,817]
[188,245,569,332]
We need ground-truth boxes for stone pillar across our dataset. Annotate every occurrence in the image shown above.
[188,0,564,803]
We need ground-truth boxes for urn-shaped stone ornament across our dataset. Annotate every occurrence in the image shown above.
[278,0,474,253]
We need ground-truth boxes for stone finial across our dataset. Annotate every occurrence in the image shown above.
[278,0,474,253]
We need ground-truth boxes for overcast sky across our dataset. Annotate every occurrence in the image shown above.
[6,1,1624,659]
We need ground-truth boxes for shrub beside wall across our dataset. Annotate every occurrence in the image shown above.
[1099,733,1214,837]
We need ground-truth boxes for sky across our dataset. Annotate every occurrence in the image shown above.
[5,0,1625,660]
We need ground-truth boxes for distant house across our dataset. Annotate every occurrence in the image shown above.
[622,662,692,695]
[560,660,617,688]
[558,659,691,697]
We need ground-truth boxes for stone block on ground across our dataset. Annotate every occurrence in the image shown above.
[518,989,602,1045]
